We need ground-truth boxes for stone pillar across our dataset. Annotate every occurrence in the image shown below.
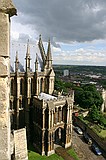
[60,107,62,122]
[42,109,45,129]
[48,110,51,129]
[41,130,45,155]
[70,106,73,144]
[65,106,71,148]
[42,78,45,92]
[51,110,54,127]
[25,76,31,142]
[27,77,31,97]
[67,106,69,123]
[55,108,58,124]
[69,106,72,123]
[0,1,17,159]
[35,77,38,95]
[37,79,40,95]
[16,78,20,129]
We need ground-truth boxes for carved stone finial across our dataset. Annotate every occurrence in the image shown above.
[35,53,38,63]
[0,0,17,17]
[39,34,41,39]
[16,51,19,61]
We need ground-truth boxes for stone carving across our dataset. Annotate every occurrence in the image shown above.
[14,128,28,160]
[0,0,17,16]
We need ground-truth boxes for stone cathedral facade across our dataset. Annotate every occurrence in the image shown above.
[10,35,74,156]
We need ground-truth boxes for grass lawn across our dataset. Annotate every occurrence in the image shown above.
[28,151,63,160]
[91,125,106,139]
[98,129,106,139]
[67,148,80,160]
[80,116,106,139]
[28,144,80,160]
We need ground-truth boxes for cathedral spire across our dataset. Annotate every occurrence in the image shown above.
[38,34,46,65]
[15,51,19,73]
[47,38,52,61]
[16,51,18,61]
[25,39,31,73]
[26,39,30,57]
[45,38,52,69]
[39,34,41,42]
[35,53,38,72]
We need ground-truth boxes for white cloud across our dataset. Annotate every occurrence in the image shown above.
[11,0,106,66]
[12,0,106,42]
[53,47,106,65]
[11,31,19,40]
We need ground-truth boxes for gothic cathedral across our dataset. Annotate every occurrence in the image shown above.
[10,35,74,156]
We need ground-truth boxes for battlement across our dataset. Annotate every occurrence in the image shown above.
[33,91,74,111]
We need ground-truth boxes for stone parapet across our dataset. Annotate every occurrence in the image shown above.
[0,12,10,159]
[0,0,16,159]
[0,13,9,57]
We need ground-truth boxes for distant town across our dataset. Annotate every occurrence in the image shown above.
[53,64,106,159]
[54,65,106,89]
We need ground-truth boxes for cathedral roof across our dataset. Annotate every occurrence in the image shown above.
[47,68,55,77]
[18,62,25,72]
[10,40,44,72]
[10,65,14,72]
[37,54,43,71]
[38,92,57,101]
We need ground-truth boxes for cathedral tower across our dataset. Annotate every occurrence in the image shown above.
[44,39,55,94]
[46,39,52,69]
[9,35,73,157]
[14,51,20,129]
[25,40,31,141]
[38,35,46,67]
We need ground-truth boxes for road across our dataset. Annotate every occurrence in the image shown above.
[72,130,106,160]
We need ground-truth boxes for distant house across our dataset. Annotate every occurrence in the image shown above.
[63,70,69,76]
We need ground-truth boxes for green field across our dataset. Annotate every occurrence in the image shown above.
[28,150,63,160]
[28,145,80,160]
[67,148,80,160]
[28,151,63,160]
[99,130,106,138]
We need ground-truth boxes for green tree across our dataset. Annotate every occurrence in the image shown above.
[88,105,100,122]
[74,84,103,109]
[54,78,68,92]
[99,114,106,127]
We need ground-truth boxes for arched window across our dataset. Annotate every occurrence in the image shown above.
[20,79,23,95]
[40,78,43,93]
[20,79,24,95]
[10,101,13,110]
[31,78,33,95]
[10,114,14,130]
[11,79,14,95]
[58,107,62,122]
[19,100,22,108]
[62,105,67,122]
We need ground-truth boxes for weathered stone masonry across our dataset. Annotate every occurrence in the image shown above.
[0,0,16,159]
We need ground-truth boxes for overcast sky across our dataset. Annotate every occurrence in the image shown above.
[11,0,106,68]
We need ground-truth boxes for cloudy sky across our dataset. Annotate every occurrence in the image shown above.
[11,0,106,69]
